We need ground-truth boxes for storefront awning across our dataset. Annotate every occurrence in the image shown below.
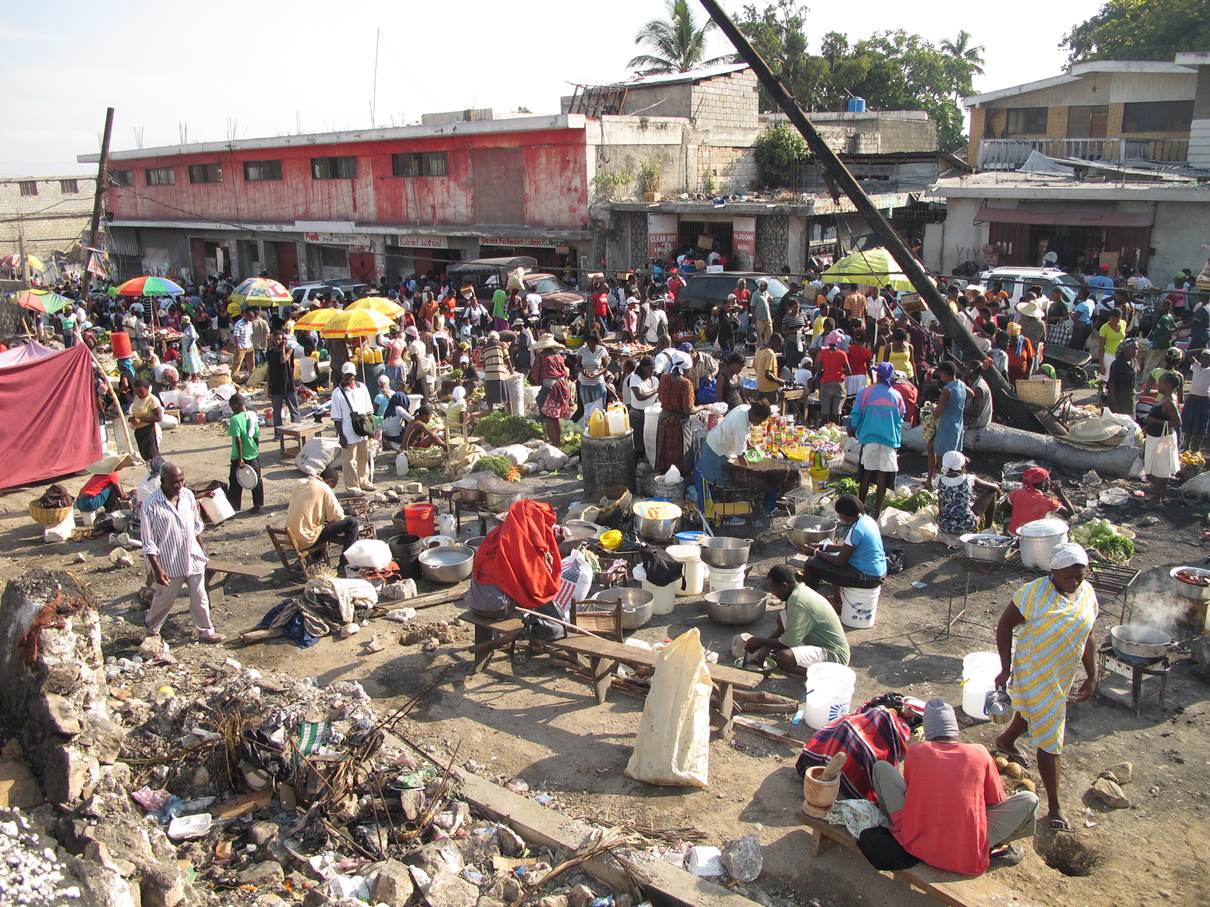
[974,206,1153,227]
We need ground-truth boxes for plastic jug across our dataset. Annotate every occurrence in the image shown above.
[665,544,706,597]
[803,662,857,729]
[199,490,235,525]
[961,651,1002,720]
[606,403,630,436]
[588,409,609,438]
[437,512,457,537]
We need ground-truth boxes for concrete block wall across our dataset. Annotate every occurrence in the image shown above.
[0,177,96,258]
[695,143,758,192]
[690,70,760,132]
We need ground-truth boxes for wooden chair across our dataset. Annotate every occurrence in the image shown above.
[266,526,330,578]
[568,598,624,642]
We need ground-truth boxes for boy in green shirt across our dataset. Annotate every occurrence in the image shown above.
[743,564,850,673]
[226,393,263,513]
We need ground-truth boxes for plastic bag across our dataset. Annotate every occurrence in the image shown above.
[558,549,594,604]
[662,464,682,484]
[624,628,711,788]
[295,436,340,476]
[877,505,938,543]
[395,451,410,476]
[493,444,532,466]
[343,539,392,570]
[43,509,76,543]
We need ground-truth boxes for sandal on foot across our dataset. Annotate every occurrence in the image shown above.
[1048,816,1073,832]
[990,844,1025,867]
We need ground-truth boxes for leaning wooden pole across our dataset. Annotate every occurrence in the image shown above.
[697,0,1041,431]
[80,107,115,302]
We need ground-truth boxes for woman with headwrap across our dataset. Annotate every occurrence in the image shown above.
[1105,338,1138,417]
[654,358,699,475]
[529,334,573,445]
[179,316,203,380]
[1005,466,1073,534]
[1003,321,1035,382]
[849,362,905,518]
[993,542,1098,832]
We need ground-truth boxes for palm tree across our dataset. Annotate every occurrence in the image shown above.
[941,30,985,76]
[628,0,730,74]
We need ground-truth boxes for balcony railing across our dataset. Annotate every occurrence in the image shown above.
[977,137,1190,171]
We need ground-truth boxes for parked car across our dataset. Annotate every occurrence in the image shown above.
[976,267,1081,309]
[288,281,373,308]
[676,272,791,314]
[448,257,584,322]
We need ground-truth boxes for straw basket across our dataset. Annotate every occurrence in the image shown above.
[29,502,72,526]
[1015,377,1062,408]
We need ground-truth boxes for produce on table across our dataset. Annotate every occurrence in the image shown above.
[884,488,938,513]
[559,422,582,457]
[474,455,519,481]
[1180,450,1205,465]
[832,478,861,498]
[1070,519,1135,563]
[475,410,543,447]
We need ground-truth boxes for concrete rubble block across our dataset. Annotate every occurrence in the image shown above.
[1106,761,1134,785]
[419,868,480,907]
[720,834,763,883]
[238,859,286,887]
[495,825,525,857]
[567,885,596,907]
[0,758,45,809]
[411,839,465,876]
[537,896,568,907]
[37,692,82,736]
[370,858,416,906]
[65,854,138,907]
[140,862,187,907]
[43,744,99,805]
[79,716,128,765]
[399,787,425,822]
[248,820,280,848]
[1090,777,1130,809]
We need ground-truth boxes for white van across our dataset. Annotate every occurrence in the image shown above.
[977,267,1082,308]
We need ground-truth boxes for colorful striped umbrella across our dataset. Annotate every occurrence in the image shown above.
[320,308,394,338]
[12,289,72,314]
[293,307,340,331]
[230,277,291,308]
[347,296,403,317]
[114,275,185,297]
[1,253,45,273]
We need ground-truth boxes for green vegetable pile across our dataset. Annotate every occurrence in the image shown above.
[831,477,861,497]
[1071,519,1135,563]
[560,423,582,457]
[885,488,938,513]
[474,455,516,480]
[475,410,543,447]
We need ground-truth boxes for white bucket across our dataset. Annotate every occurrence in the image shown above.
[961,651,1002,720]
[641,578,678,616]
[840,586,881,629]
[708,564,747,592]
[199,489,235,525]
[803,662,857,729]
[666,544,706,597]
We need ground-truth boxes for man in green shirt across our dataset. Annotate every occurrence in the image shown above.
[743,564,850,673]
[225,393,264,513]
[491,287,509,331]
[1141,301,1177,388]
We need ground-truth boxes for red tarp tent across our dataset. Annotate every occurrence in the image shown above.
[0,344,101,490]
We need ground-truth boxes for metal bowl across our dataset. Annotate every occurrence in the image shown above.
[786,515,837,548]
[960,532,1014,563]
[704,588,768,625]
[1170,566,1210,602]
[418,544,474,584]
[1110,623,1170,661]
[420,534,455,549]
[465,535,486,551]
[583,587,655,630]
[484,491,518,512]
[632,500,682,542]
[456,487,486,504]
[699,536,752,569]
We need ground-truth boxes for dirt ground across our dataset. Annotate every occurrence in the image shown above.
[2,418,1209,907]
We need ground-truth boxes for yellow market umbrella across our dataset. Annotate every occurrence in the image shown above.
[294,307,340,331]
[822,247,922,293]
[230,277,291,308]
[347,296,403,318]
[320,307,394,338]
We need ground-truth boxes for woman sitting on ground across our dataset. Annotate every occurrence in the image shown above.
[937,451,1000,536]
[401,405,448,451]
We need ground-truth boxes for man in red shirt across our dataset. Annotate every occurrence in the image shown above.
[816,330,851,425]
[1006,467,1073,534]
[874,698,1037,874]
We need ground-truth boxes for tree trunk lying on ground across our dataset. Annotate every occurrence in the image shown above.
[900,424,1139,478]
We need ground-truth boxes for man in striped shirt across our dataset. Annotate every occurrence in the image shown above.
[140,462,223,644]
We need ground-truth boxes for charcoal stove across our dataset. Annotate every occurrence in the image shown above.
[1097,642,1170,717]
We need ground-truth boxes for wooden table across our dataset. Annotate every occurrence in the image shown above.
[278,421,326,459]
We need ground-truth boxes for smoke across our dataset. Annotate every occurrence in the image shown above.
[1122,569,1192,636]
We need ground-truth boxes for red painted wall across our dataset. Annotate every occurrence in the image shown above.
[106,127,588,230]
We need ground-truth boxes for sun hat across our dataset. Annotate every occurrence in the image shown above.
[86,452,134,474]
[941,450,967,471]
[1015,301,1043,320]
[531,333,564,352]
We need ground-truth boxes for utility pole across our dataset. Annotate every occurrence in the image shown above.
[80,107,115,301]
[17,219,30,287]
[696,0,1040,431]
[371,27,381,128]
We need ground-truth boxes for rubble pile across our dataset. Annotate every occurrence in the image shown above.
[400,620,471,653]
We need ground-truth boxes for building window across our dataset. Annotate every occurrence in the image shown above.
[1067,105,1108,139]
[59,179,79,194]
[391,151,448,177]
[188,163,223,184]
[311,156,357,180]
[109,170,132,188]
[1123,100,1194,133]
[18,180,37,197]
[319,246,348,269]
[243,160,282,182]
[145,167,175,186]
[1005,107,1048,136]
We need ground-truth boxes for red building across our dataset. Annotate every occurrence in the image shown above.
[80,114,592,285]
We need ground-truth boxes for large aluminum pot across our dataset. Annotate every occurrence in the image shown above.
[1109,624,1170,661]
[1170,566,1210,602]
[418,544,474,584]
[703,588,768,625]
[786,515,837,549]
[960,533,1014,564]
[632,499,682,542]
[584,587,655,630]
[699,536,752,569]
[1016,519,1069,572]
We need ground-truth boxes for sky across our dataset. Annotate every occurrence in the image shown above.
[1,0,1106,178]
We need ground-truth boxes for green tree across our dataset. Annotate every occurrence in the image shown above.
[941,30,986,78]
[629,0,730,74]
[1062,0,1210,63]
[752,125,809,187]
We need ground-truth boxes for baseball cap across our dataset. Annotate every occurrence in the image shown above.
[341,362,356,375]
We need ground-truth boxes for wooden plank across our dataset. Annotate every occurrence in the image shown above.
[205,559,273,579]
[457,771,764,907]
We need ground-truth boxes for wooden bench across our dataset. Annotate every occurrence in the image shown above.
[204,559,275,605]
[278,421,326,459]
[797,812,1009,907]
[460,611,762,739]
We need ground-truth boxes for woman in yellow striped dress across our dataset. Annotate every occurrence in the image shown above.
[993,543,1098,832]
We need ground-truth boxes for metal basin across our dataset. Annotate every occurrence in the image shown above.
[1110,623,1170,661]
[1170,566,1210,602]
[418,544,474,584]
[786,515,837,548]
[632,500,682,542]
[960,533,1014,563]
[699,536,752,569]
[465,535,486,551]
[704,588,768,625]
[560,520,606,556]
[583,587,655,630]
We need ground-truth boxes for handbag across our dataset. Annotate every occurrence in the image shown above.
[339,386,375,437]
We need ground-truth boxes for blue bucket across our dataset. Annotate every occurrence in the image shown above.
[675,530,708,546]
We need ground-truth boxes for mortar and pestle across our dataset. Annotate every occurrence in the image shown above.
[802,751,847,818]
